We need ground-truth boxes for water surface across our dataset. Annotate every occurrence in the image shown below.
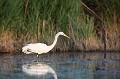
[0,52,120,79]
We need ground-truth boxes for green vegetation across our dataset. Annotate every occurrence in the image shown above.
[0,0,119,53]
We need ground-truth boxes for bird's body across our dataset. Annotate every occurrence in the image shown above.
[22,43,50,54]
[22,32,69,55]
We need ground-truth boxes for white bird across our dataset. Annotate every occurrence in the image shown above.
[22,32,69,56]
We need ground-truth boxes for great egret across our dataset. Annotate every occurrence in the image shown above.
[22,32,69,56]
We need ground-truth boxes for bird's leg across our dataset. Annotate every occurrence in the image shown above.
[37,54,38,57]
[36,54,39,64]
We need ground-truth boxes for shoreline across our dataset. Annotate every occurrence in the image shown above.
[0,50,120,54]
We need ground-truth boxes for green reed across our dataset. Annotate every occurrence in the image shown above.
[0,0,119,52]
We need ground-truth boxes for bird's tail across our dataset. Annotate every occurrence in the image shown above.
[22,46,32,54]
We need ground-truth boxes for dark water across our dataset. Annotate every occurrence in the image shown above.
[0,52,120,79]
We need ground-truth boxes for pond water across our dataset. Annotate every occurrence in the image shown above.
[0,52,120,79]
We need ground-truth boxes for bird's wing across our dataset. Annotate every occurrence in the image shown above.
[24,43,49,54]
[27,43,47,47]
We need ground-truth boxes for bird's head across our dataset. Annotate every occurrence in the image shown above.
[59,32,70,38]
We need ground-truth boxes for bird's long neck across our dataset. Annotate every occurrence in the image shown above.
[49,33,60,49]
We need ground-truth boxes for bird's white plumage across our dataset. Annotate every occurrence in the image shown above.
[22,43,50,54]
[22,32,69,55]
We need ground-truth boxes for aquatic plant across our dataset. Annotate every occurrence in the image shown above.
[0,0,119,52]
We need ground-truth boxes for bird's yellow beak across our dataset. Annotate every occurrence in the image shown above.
[64,34,70,39]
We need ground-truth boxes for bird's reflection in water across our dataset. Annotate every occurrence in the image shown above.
[22,63,57,79]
